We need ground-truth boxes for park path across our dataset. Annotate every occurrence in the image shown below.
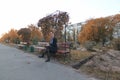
[0,44,97,80]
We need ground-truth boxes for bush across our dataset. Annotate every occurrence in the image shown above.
[84,41,96,51]
[32,38,38,45]
[69,42,78,50]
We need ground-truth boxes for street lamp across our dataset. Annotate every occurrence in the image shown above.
[64,24,68,44]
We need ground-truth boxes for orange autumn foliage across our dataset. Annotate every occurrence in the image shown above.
[37,10,69,41]
[8,29,20,42]
[0,29,20,43]
[28,24,43,41]
[78,14,120,44]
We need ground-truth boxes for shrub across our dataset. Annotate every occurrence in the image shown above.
[84,41,96,51]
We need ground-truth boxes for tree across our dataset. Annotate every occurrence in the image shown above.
[37,10,69,41]
[28,24,43,44]
[78,14,120,44]
[112,14,120,24]
[17,28,31,42]
[8,29,20,43]
[0,33,10,43]
[0,29,20,43]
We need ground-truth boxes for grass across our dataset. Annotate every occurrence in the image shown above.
[67,49,120,80]
[56,50,92,65]
[34,49,120,80]
[80,66,120,80]
[70,50,92,61]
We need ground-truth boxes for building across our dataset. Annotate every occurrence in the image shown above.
[113,22,120,39]
[63,22,84,42]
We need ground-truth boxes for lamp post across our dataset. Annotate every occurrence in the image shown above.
[65,24,67,43]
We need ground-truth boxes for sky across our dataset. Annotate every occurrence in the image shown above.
[0,0,120,37]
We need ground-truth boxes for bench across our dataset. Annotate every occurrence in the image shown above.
[35,42,71,60]
[17,44,25,49]
[17,42,27,49]
[33,46,46,52]
[55,42,71,60]
[33,42,49,52]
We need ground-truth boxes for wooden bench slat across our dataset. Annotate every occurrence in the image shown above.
[57,50,70,54]
[56,43,71,59]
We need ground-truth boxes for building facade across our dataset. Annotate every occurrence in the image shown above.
[113,22,120,39]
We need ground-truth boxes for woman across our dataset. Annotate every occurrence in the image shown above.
[39,32,57,62]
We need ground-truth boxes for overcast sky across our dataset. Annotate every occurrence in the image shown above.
[0,0,120,37]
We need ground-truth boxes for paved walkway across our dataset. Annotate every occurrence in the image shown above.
[0,44,97,80]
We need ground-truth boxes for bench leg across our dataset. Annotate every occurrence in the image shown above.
[64,53,67,61]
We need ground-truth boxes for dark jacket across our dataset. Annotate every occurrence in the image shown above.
[49,37,57,53]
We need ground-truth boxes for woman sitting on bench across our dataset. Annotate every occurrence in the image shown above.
[39,32,57,62]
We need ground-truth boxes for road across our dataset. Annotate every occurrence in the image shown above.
[0,44,97,80]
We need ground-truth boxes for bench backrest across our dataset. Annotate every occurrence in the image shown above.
[37,42,49,47]
[37,42,71,50]
[57,42,71,50]
[20,42,27,45]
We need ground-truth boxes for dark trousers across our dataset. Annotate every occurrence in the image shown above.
[41,46,56,60]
